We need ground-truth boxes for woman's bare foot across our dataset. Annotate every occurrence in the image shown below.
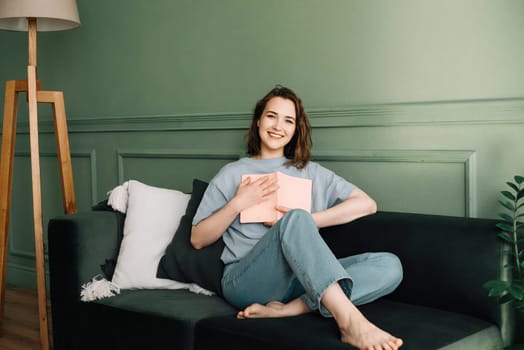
[237,298,311,319]
[339,316,403,350]
[322,283,403,350]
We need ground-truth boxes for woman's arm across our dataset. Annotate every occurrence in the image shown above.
[311,188,377,229]
[191,175,279,249]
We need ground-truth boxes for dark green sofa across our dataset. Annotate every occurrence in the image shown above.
[48,210,514,350]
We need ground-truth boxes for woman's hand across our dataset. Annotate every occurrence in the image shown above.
[233,175,279,212]
[191,175,279,249]
[263,205,290,227]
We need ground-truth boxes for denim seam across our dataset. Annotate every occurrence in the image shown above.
[301,275,353,317]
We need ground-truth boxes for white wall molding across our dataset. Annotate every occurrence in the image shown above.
[312,149,477,217]
[116,149,241,184]
[11,97,524,134]
[9,149,97,260]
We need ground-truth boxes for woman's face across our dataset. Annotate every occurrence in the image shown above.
[257,96,297,158]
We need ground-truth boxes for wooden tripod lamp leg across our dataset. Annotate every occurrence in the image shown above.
[27,65,49,350]
[0,84,75,347]
[0,80,19,334]
[38,91,77,214]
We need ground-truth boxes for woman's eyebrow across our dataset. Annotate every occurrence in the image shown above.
[266,110,296,120]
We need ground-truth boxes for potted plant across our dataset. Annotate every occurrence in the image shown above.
[484,175,524,348]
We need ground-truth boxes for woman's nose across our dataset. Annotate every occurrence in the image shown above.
[272,117,283,130]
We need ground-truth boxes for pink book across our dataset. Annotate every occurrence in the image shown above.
[240,171,312,223]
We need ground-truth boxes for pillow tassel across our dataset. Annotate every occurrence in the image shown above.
[107,181,129,213]
[80,275,120,302]
[189,284,215,296]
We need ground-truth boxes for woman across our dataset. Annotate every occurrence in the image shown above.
[191,86,404,350]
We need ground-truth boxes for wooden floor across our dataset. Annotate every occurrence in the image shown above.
[0,286,51,350]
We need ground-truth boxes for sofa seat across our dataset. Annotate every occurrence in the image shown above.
[194,299,503,350]
[78,289,236,349]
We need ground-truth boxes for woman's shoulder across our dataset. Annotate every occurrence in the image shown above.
[301,160,331,175]
[210,158,256,183]
[219,157,252,173]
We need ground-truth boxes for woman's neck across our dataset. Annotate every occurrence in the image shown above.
[253,148,285,159]
[252,153,284,160]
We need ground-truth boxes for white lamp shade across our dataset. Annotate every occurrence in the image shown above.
[0,0,80,31]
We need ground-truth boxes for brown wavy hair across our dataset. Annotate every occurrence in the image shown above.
[246,85,312,169]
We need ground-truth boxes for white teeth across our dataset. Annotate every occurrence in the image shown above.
[268,132,283,138]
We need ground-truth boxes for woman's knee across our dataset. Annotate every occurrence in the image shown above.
[283,208,313,223]
[279,209,317,239]
[379,252,403,291]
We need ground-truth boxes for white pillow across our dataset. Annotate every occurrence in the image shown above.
[111,180,191,290]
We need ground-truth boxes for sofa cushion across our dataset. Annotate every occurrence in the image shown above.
[81,289,236,350]
[158,179,226,296]
[108,180,191,290]
[194,299,503,350]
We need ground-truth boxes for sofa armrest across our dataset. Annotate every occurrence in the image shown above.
[48,210,123,293]
[320,211,504,327]
[48,210,124,348]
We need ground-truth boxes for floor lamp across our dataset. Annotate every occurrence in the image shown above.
[0,1,80,349]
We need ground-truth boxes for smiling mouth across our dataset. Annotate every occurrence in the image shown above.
[268,131,284,139]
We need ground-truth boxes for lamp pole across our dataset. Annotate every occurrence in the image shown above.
[26,17,51,350]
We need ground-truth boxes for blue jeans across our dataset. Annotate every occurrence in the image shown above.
[221,209,403,317]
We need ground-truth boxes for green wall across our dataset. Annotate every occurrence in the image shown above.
[1,0,524,291]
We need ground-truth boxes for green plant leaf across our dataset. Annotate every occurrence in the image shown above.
[484,280,509,288]
[498,232,515,244]
[484,280,510,293]
[497,223,514,233]
[503,264,515,270]
[507,182,520,193]
[512,281,524,291]
[509,286,524,301]
[502,191,516,201]
[513,280,524,288]
[515,175,524,184]
[499,293,514,304]
[499,200,515,211]
[498,212,514,222]
[518,189,524,201]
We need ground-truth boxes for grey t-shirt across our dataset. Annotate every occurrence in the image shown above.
[192,157,356,265]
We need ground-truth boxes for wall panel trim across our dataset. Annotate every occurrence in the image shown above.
[9,149,97,260]
[312,149,477,217]
[11,97,524,134]
[116,149,241,184]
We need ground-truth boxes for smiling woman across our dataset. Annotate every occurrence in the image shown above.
[245,85,312,169]
[255,97,297,160]
[189,85,403,350]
